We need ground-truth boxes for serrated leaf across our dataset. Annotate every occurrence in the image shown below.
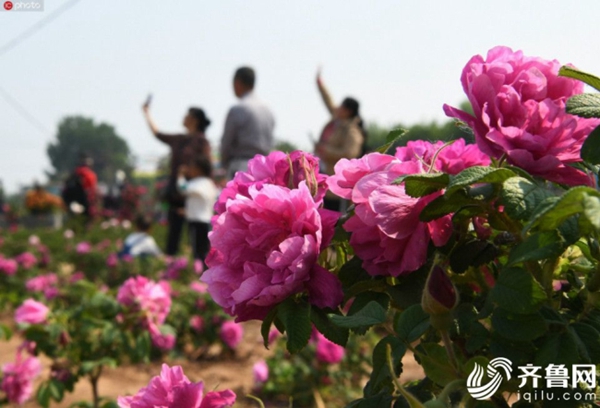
[394,304,430,343]
[418,343,456,386]
[507,231,566,266]
[260,306,279,349]
[450,239,499,274]
[566,94,600,118]
[559,66,600,92]
[490,267,547,314]
[376,128,407,153]
[534,332,579,367]
[526,187,600,232]
[311,306,349,347]
[420,190,477,221]
[394,173,449,197]
[570,322,600,363]
[491,309,547,342]
[501,177,554,221]
[447,166,515,194]
[37,382,51,408]
[279,298,311,354]
[330,300,387,329]
[581,125,600,164]
[365,335,406,397]
[583,194,600,231]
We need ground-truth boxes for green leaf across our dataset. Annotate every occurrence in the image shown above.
[450,240,499,274]
[49,379,65,402]
[534,332,579,367]
[559,65,600,92]
[417,343,456,386]
[37,382,51,408]
[394,304,430,343]
[491,268,546,314]
[0,323,13,340]
[330,300,387,329]
[387,268,427,310]
[526,187,600,232]
[338,257,372,291]
[447,166,515,194]
[311,306,349,347]
[491,308,547,342]
[581,125,600,164]
[365,335,406,397]
[347,394,395,408]
[394,173,449,197]
[501,177,554,221]
[278,298,311,354]
[260,306,279,349]
[566,94,600,118]
[376,128,408,153]
[465,322,489,353]
[420,190,477,222]
[507,231,566,266]
[570,322,600,363]
[583,194,600,232]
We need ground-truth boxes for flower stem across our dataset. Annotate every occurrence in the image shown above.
[386,344,426,408]
[440,330,460,376]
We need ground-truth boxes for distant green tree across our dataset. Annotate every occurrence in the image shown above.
[47,116,134,183]
[274,139,299,153]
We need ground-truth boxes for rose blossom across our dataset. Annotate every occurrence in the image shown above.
[28,235,40,246]
[0,257,18,276]
[25,273,58,292]
[314,332,345,364]
[15,299,49,325]
[220,321,243,349]
[190,316,205,333]
[106,253,118,268]
[1,353,42,404]
[202,182,342,321]
[117,276,171,327]
[117,364,236,408]
[253,360,269,384]
[329,139,489,277]
[444,46,600,186]
[214,151,328,215]
[15,252,37,269]
[149,323,176,351]
[76,242,92,254]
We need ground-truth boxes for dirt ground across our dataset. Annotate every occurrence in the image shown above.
[0,320,425,408]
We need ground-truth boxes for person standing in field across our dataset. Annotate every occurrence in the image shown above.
[314,68,365,211]
[142,101,211,256]
[220,67,275,179]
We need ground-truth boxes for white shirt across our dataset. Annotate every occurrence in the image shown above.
[123,232,162,257]
[178,176,218,222]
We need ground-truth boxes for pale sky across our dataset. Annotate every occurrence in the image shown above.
[1,0,600,192]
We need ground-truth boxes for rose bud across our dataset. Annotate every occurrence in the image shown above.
[421,265,459,330]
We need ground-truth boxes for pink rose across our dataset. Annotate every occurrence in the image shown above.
[15,299,49,325]
[190,316,205,333]
[203,182,342,321]
[1,354,42,404]
[15,252,37,269]
[25,273,58,292]
[76,242,92,254]
[0,257,18,276]
[253,360,269,384]
[70,271,85,283]
[149,323,176,351]
[106,253,118,268]
[330,140,488,276]
[314,332,345,364]
[220,321,243,349]
[444,46,600,186]
[190,281,208,294]
[117,364,236,408]
[215,151,328,215]
[28,235,40,246]
[117,276,172,327]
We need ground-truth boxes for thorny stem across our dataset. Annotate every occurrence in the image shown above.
[385,344,426,408]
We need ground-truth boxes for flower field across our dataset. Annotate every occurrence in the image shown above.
[3,46,600,407]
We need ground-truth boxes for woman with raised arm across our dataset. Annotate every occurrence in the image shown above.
[315,68,365,211]
[142,99,211,256]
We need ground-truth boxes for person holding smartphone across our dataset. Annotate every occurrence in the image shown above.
[142,97,212,256]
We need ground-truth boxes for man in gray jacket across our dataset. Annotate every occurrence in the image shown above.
[220,66,275,179]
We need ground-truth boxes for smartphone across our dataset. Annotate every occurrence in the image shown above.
[144,93,153,108]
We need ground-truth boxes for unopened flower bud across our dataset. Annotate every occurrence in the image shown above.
[422,265,458,330]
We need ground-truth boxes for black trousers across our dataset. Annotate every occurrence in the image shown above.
[166,206,185,256]
[188,221,210,261]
